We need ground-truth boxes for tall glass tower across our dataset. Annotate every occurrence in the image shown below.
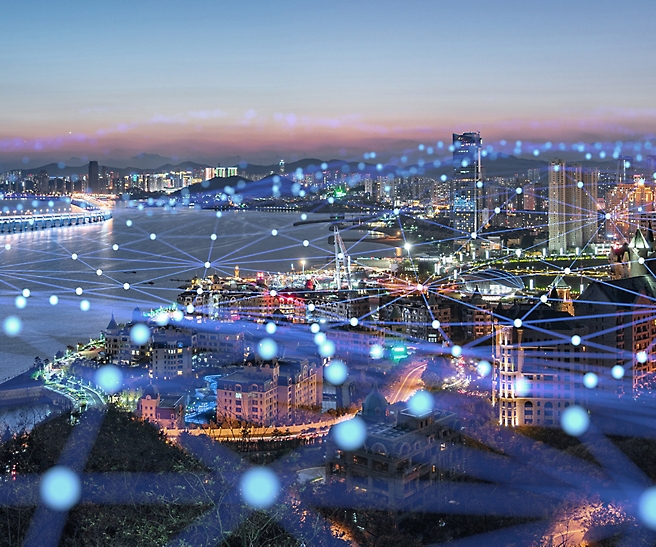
[452,132,482,239]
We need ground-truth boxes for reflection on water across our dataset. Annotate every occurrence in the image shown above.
[0,403,54,434]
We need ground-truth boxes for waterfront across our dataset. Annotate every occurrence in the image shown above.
[0,207,394,381]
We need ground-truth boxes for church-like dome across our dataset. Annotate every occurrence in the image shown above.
[362,386,389,419]
[142,384,160,400]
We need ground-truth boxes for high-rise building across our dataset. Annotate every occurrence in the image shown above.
[617,156,634,184]
[452,132,482,239]
[88,161,98,194]
[548,160,598,253]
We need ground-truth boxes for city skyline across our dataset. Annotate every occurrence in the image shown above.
[2,1,656,167]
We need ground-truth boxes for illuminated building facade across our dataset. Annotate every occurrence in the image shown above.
[452,132,482,239]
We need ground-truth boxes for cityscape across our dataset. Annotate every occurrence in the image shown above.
[1,1,656,546]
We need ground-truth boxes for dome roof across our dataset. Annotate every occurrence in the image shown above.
[362,386,389,419]
[143,384,160,400]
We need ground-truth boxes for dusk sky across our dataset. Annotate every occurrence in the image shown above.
[2,0,655,167]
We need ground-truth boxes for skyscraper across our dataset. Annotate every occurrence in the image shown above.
[88,161,99,194]
[548,160,599,253]
[452,132,482,239]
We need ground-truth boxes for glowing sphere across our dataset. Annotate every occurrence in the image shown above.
[310,323,320,334]
[130,324,151,345]
[513,318,522,328]
[637,351,648,364]
[80,300,90,312]
[571,335,581,346]
[432,320,440,329]
[240,467,280,509]
[319,340,335,358]
[314,332,326,345]
[96,269,102,276]
[451,345,462,358]
[112,244,119,251]
[123,283,130,290]
[350,317,359,327]
[204,261,211,268]
[49,295,59,306]
[333,417,367,451]
[540,294,548,303]
[477,360,492,377]
[611,365,624,379]
[75,287,83,296]
[71,253,78,260]
[639,487,656,530]
[15,296,26,309]
[94,365,123,394]
[583,372,598,389]
[271,229,278,236]
[186,304,194,313]
[302,239,309,247]
[257,338,278,360]
[149,233,156,240]
[22,288,30,298]
[408,390,434,416]
[3,316,22,337]
[370,344,384,359]
[40,466,81,511]
[210,233,217,240]
[561,406,590,437]
[325,360,348,385]
[515,378,530,396]
[265,322,277,335]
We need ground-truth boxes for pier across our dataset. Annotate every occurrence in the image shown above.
[0,210,112,233]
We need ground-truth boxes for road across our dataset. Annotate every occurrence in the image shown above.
[386,360,427,404]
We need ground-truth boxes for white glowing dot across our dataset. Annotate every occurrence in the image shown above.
[637,351,648,364]
[301,213,307,220]
[75,287,83,296]
[319,340,335,358]
[605,213,611,220]
[112,244,119,251]
[22,289,30,298]
[314,332,326,345]
[149,233,156,240]
[240,467,280,509]
[416,284,423,291]
[611,365,624,379]
[337,252,344,260]
[204,262,211,268]
[408,390,434,416]
[494,207,501,214]
[4,244,10,250]
[370,344,384,359]
[564,267,571,274]
[154,313,168,326]
[515,187,522,194]
[96,269,102,276]
[186,304,194,314]
[477,360,492,377]
[172,310,183,322]
[308,303,315,312]
[571,335,581,346]
[210,233,217,240]
[515,249,521,257]
[404,242,411,251]
[432,320,440,329]
[561,405,589,437]
[215,211,222,218]
[333,417,367,450]
[94,365,123,394]
[257,338,278,360]
[271,229,278,236]
[451,345,462,358]
[577,181,584,188]
[71,253,78,260]
[270,290,277,297]
[639,487,656,530]
[540,294,548,303]
[310,323,320,334]
[265,322,277,335]
[126,220,132,226]
[350,317,359,327]
[639,257,645,264]
[325,360,348,385]
[513,318,523,328]
[302,239,309,247]
[515,378,530,396]
[15,296,27,309]
[583,372,598,389]
[3,316,22,336]
[80,300,90,311]
[393,208,400,215]
[471,232,477,239]
[130,324,151,345]
[123,283,130,290]
[40,466,81,511]
[49,295,59,306]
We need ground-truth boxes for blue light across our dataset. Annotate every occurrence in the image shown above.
[129,324,151,345]
[240,467,280,509]
[477,360,492,377]
[257,338,278,360]
[408,390,433,416]
[319,340,335,358]
[40,466,81,511]
[583,372,598,389]
[370,344,383,359]
[265,322,276,335]
[3,316,22,336]
[94,365,123,394]
[611,365,624,379]
[561,405,589,437]
[325,360,348,385]
[451,345,462,357]
[333,417,367,450]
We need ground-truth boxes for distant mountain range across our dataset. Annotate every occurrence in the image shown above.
[9,154,623,181]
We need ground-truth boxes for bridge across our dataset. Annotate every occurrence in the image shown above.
[0,210,112,233]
